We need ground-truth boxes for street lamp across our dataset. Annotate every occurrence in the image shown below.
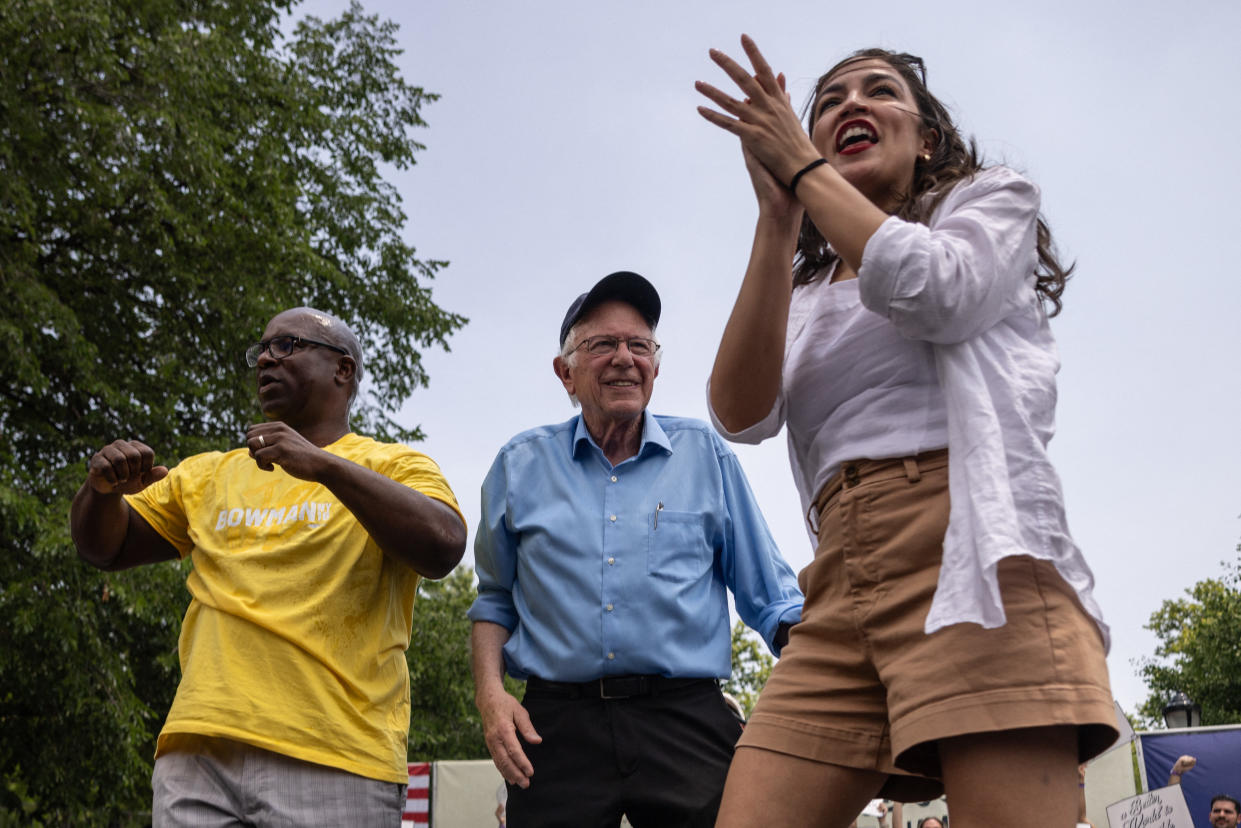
[1162,691,1201,729]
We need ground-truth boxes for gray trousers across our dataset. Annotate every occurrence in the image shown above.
[151,736,407,827]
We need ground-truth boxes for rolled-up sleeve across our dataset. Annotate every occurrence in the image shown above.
[467,453,520,631]
[858,167,1041,344]
[716,446,803,655]
[706,378,786,446]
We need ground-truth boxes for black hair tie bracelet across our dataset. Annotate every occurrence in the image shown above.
[788,158,829,193]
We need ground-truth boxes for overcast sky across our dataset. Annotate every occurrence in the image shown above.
[294,0,1241,718]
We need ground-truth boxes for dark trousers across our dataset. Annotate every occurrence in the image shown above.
[505,678,743,828]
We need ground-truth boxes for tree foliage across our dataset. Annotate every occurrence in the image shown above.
[0,0,463,822]
[407,567,524,761]
[1137,551,1241,727]
[722,619,775,716]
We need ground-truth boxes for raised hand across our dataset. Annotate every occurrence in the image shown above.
[86,440,169,495]
[696,34,822,188]
[245,421,329,479]
[74,440,179,570]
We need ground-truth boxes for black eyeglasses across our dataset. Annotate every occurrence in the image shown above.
[245,335,348,367]
[571,335,660,358]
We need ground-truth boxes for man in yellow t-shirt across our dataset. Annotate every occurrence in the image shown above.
[70,307,467,827]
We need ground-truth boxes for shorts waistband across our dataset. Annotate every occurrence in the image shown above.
[525,675,717,700]
[807,449,949,536]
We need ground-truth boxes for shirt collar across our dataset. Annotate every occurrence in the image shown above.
[571,409,672,463]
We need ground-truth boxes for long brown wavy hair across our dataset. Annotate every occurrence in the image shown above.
[793,48,1071,316]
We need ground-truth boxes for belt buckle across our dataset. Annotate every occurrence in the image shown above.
[599,677,624,699]
[599,676,643,699]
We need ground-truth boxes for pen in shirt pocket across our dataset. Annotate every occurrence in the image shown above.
[654,501,664,529]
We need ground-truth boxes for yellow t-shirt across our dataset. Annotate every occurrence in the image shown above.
[126,433,464,783]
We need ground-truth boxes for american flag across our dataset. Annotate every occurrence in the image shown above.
[402,762,431,826]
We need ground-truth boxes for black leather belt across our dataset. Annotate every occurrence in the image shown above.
[525,675,716,700]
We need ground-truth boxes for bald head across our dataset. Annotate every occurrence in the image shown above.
[267,307,364,408]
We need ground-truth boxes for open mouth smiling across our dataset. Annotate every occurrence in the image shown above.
[835,119,878,154]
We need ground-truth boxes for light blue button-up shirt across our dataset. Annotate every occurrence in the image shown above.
[468,411,803,682]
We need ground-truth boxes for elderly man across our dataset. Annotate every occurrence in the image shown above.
[70,307,466,827]
[469,272,803,828]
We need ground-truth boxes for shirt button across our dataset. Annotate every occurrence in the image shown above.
[607,652,615,660]
[609,514,617,522]
[606,604,614,612]
[607,557,615,565]
[610,475,618,483]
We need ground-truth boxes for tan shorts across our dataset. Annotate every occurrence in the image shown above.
[739,451,1116,800]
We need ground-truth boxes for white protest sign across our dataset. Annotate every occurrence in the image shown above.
[1110,699,1136,747]
[1106,784,1193,828]
[860,799,883,816]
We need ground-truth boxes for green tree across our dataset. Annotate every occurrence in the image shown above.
[0,0,463,823]
[723,619,775,716]
[407,567,523,760]
[1137,552,1241,726]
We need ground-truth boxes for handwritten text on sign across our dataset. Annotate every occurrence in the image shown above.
[1106,785,1192,828]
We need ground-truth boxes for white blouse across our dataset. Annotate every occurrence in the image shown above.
[709,166,1109,650]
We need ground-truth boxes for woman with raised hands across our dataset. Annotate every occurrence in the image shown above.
[695,36,1116,827]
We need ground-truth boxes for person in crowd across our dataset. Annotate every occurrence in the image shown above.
[695,35,1116,827]
[469,272,803,827]
[71,307,466,826]
[1077,763,1094,827]
[1168,754,1196,786]
[1211,795,1240,828]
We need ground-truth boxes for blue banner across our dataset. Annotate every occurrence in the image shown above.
[1140,729,1241,828]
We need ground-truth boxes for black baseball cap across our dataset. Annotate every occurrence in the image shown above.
[559,271,661,347]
